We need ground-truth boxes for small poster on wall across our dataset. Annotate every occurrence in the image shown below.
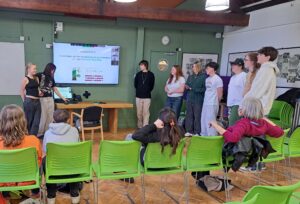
[276,47,300,88]
[182,53,218,79]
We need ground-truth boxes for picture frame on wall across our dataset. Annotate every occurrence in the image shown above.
[276,47,300,88]
[227,51,255,76]
[182,53,218,79]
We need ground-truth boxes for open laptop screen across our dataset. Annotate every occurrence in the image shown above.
[53,87,73,99]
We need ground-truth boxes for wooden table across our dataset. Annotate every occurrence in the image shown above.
[56,101,133,134]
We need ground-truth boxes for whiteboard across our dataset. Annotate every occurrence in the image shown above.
[0,42,25,95]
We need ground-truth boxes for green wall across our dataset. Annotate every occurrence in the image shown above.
[0,10,223,129]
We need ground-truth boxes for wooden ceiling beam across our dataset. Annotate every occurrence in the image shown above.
[0,0,250,26]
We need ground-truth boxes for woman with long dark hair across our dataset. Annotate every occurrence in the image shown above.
[129,107,184,159]
[20,63,41,136]
[164,65,186,119]
[36,63,67,137]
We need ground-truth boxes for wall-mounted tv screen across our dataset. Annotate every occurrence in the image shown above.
[53,42,120,84]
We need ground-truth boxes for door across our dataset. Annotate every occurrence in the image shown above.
[149,51,177,123]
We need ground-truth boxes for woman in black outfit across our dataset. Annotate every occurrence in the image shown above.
[20,63,41,136]
[124,108,185,183]
[129,107,185,162]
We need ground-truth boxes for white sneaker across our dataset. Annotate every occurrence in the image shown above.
[71,196,80,204]
[185,132,192,137]
[47,198,55,204]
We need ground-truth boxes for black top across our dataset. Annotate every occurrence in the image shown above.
[25,76,39,97]
[132,124,185,145]
[134,71,155,98]
[36,73,56,97]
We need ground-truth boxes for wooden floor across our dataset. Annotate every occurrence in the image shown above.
[48,129,300,203]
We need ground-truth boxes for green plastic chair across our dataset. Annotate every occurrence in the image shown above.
[228,181,300,204]
[269,100,294,129]
[142,139,185,203]
[262,130,288,163]
[0,147,40,192]
[224,193,260,204]
[260,129,289,182]
[45,141,93,184]
[184,136,229,202]
[92,140,142,203]
[284,127,300,181]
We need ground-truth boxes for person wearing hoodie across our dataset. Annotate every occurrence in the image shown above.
[243,47,279,116]
[43,109,80,204]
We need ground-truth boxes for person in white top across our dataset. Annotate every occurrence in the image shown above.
[227,58,247,126]
[201,62,223,136]
[165,65,186,119]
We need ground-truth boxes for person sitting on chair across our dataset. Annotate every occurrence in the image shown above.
[43,109,80,204]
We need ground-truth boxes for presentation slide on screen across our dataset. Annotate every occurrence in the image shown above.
[53,43,120,84]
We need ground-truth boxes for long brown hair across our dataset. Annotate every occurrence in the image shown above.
[157,108,182,155]
[0,105,28,147]
[246,52,261,83]
[247,52,260,70]
[168,65,183,84]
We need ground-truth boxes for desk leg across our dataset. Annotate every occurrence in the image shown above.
[108,108,118,134]
[68,109,73,126]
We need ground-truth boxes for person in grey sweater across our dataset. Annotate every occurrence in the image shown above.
[43,109,80,204]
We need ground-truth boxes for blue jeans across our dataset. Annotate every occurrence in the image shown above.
[165,96,183,119]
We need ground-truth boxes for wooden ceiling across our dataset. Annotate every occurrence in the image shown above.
[0,0,293,26]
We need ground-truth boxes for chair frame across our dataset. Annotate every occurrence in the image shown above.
[71,107,104,141]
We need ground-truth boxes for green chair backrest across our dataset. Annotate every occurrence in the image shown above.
[268,100,286,120]
[242,181,300,204]
[265,129,289,157]
[0,147,39,190]
[144,139,185,172]
[287,127,300,157]
[186,136,224,171]
[46,141,92,182]
[282,103,294,129]
[98,140,141,177]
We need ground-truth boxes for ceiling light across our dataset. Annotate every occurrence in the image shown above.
[114,0,137,2]
[205,0,229,11]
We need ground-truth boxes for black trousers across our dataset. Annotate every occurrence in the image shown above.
[23,98,41,136]
[185,101,203,135]
[42,157,80,198]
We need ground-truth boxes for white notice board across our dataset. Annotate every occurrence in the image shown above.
[0,42,25,95]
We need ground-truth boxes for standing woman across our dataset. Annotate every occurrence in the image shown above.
[37,63,67,137]
[165,65,186,119]
[243,52,260,96]
[184,62,206,136]
[227,58,247,126]
[20,63,41,136]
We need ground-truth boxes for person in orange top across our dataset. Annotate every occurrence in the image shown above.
[0,104,42,199]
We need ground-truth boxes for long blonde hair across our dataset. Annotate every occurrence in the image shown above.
[0,105,28,147]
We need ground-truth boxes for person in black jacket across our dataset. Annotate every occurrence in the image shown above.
[134,60,155,128]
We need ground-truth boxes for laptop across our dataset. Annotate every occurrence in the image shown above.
[54,87,76,103]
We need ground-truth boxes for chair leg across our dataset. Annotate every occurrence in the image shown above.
[141,175,146,204]
[91,129,94,141]
[100,127,104,141]
[82,129,85,141]
[223,167,231,202]
[184,172,189,204]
